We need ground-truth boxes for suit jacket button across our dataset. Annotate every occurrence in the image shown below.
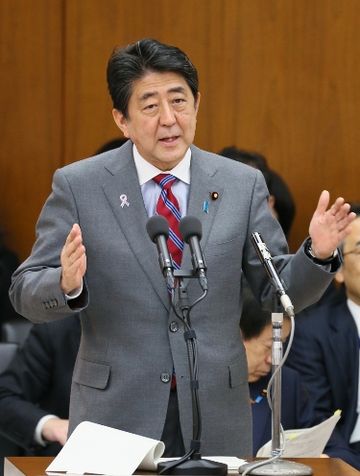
[169,321,179,333]
[160,372,171,383]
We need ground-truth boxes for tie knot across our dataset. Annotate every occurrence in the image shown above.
[153,174,177,190]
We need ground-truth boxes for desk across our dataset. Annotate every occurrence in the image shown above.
[3,456,359,476]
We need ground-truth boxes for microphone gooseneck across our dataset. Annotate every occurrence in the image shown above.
[241,235,312,475]
[251,232,294,318]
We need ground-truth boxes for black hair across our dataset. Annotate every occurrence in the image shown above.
[218,146,296,237]
[266,170,296,237]
[218,146,271,186]
[95,137,128,155]
[240,295,272,340]
[107,38,199,118]
[240,293,290,340]
[350,203,360,216]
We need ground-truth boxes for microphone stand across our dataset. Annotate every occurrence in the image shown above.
[157,268,227,476]
[239,309,312,476]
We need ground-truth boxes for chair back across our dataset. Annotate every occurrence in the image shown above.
[0,342,22,460]
[0,342,17,373]
[2,320,32,346]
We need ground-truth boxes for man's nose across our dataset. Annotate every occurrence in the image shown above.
[159,103,176,126]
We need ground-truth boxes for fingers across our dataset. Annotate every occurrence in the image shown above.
[332,202,350,226]
[62,226,85,268]
[315,190,330,215]
[336,211,357,235]
[61,224,86,294]
[65,223,82,249]
[316,192,351,224]
[64,232,84,264]
[310,192,356,257]
[328,196,346,217]
[42,418,69,445]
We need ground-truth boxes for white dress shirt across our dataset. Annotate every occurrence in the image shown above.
[133,144,191,217]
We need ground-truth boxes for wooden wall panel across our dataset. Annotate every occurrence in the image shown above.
[2,0,360,261]
[0,0,63,259]
[63,0,360,252]
[62,0,236,162]
[229,0,360,249]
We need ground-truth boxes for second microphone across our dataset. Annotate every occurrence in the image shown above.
[146,215,208,291]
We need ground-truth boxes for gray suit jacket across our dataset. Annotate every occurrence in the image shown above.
[9,141,335,457]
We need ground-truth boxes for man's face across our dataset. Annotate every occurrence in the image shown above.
[244,319,291,383]
[112,71,200,171]
[336,217,360,305]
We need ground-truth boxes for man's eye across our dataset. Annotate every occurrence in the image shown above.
[143,102,158,112]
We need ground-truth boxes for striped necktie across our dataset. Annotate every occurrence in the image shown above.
[153,174,184,269]
[153,174,183,390]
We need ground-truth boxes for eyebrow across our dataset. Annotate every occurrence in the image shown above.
[139,86,187,102]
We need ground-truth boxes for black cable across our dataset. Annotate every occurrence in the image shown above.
[158,288,207,474]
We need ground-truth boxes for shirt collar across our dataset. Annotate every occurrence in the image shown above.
[133,144,191,186]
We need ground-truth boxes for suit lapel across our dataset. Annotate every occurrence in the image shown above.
[328,301,358,373]
[183,146,224,268]
[99,144,224,306]
[101,145,169,309]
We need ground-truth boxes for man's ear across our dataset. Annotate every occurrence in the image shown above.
[112,109,130,138]
[268,194,276,209]
[267,194,278,220]
[194,92,201,114]
[335,268,345,284]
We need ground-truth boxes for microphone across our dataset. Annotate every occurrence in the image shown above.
[251,232,294,317]
[179,216,208,291]
[146,215,175,290]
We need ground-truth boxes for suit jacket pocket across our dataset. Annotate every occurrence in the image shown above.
[73,358,111,389]
[228,359,247,388]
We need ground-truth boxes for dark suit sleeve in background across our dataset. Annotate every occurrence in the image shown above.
[0,318,79,453]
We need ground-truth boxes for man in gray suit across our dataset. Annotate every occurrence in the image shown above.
[9,38,354,458]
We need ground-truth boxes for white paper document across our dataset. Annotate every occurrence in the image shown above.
[46,421,165,475]
[256,412,341,458]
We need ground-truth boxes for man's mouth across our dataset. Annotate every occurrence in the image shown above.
[159,136,179,143]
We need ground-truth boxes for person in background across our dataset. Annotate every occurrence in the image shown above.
[9,38,353,458]
[218,146,295,238]
[0,230,22,335]
[0,316,79,455]
[95,137,127,154]
[240,295,313,454]
[286,205,360,471]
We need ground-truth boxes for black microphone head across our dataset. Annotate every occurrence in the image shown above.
[146,215,169,242]
[179,216,202,243]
